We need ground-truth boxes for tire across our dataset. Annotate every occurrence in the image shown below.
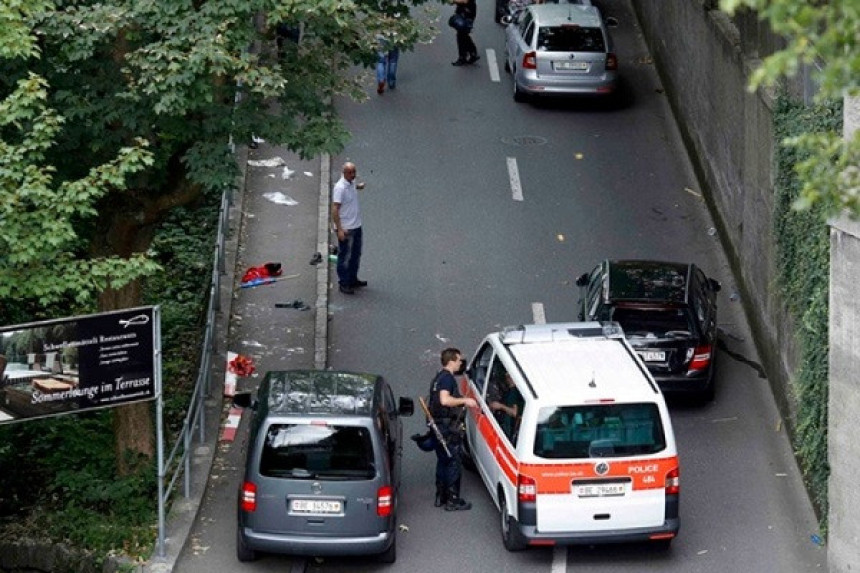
[500,495,527,552]
[236,527,258,562]
[653,538,673,551]
[378,531,397,563]
[504,56,511,74]
[461,431,477,472]
[513,76,527,103]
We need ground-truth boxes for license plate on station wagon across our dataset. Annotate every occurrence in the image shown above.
[554,61,588,71]
[290,499,343,514]
[639,350,666,362]
[574,483,626,497]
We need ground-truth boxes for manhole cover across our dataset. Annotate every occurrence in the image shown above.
[501,135,548,147]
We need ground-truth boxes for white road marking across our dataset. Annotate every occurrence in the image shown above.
[507,157,523,201]
[487,48,500,82]
[551,546,567,573]
[532,302,546,325]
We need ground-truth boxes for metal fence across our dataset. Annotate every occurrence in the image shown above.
[156,187,233,557]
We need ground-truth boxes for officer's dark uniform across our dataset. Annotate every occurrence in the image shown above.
[428,369,472,511]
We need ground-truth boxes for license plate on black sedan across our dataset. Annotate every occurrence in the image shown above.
[638,350,666,362]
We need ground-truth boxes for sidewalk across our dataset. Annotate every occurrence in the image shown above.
[144,144,331,573]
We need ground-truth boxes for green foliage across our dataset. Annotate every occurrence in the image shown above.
[720,0,860,216]
[773,95,841,525]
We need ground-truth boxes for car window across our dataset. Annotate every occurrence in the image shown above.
[523,21,535,45]
[585,265,603,318]
[537,25,605,52]
[610,306,694,338]
[260,424,375,480]
[486,360,523,445]
[468,342,494,394]
[518,11,533,35]
[533,403,666,459]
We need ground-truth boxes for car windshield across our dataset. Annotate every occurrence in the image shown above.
[537,25,605,52]
[609,306,694,338]
[534,403,666,459]
[260,424,375,480]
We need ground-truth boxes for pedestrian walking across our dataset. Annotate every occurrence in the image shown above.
[451,0,479,66]
[331,162,367,295]
[427,348,477,510]
[376,35,400,94]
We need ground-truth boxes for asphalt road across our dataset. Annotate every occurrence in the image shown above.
[174,0,826,571]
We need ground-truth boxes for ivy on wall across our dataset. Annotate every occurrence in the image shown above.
[772,95,842,527]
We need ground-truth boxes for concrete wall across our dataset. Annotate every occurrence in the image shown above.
[829,216,860,573]
[629,0,802,420]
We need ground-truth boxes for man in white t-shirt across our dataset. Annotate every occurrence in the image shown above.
[331,162,367,295]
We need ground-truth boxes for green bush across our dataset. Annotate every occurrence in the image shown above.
[772,95,842,528]
[0,191,221,559]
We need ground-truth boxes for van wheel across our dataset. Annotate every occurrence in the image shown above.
[500,495,527,552]
[378,531,397,563]
[236,528,258,562]
[461,433,477,472]
[653,538,673,551]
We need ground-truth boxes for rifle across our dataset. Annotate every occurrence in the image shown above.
[418,396,452,458]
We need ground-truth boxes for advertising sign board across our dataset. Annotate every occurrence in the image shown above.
[0,306,159,424]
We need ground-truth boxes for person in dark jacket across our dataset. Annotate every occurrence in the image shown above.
[451,0,480,66]
[428,348,477,510]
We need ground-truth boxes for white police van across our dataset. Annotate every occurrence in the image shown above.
[461,322,680,550]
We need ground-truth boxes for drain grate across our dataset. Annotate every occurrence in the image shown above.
[501,135,548,147]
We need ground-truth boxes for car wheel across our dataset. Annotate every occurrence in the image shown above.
[236,527,258,562]
[513,77,527,103]
[461,431,477,472]
[653,538,673,551]
[500,494,527,552]
[504,56,511,74]
[378,531,397,563]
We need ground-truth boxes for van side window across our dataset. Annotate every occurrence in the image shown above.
[469,343,494,394]
[487,360,524,446]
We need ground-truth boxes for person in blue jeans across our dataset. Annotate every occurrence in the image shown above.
[376,36,400,94]
[331,162,367,295]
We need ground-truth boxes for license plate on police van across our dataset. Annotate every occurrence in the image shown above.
[639,350,666,362]
[290,499,342,514]
[574,483,626,497]
[554,61,588,71]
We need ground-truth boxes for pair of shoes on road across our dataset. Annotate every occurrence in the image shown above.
[444,498,472,511]
[338,280,367,295]
[452,54,480,66]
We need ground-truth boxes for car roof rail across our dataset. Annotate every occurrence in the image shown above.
[500,321,624,344]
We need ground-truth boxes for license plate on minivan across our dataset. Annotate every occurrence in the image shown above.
[290,499,342,514]
[574,483,626,497]
[554,60,588,71]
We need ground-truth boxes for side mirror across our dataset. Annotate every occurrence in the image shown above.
[575,273,589,287]
[709,278,722,293]
[501,15,513,25]
[398,397,415,417]
[233,391,255,409]
[456,357,469,376]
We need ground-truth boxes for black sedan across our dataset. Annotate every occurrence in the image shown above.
[575,260,721,401]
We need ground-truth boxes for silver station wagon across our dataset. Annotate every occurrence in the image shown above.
[235,370,414,563]
[504,3,618,102]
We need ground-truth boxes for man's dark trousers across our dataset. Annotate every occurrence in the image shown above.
[336,226,363,286]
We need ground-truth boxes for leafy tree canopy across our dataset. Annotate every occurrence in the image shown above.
[720,0,859,216]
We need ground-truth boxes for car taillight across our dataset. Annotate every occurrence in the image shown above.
[518,474,536,502]
[665,467,680,495]
[240,481,257,512]
[605,53,618,71]
[688,344,712,371]
[377,485,393,517]
[522,51,537,70]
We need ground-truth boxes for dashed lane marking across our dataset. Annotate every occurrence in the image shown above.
[532,302,546,325]
[507,157,523,201]
[487,49,500,82]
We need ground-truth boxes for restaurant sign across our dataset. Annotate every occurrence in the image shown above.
[0,307,159,425]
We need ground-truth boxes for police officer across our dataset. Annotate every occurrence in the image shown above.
[428,347,477,510]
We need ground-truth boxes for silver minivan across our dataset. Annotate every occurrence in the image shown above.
[235,370,414,563]
[504,4,618,101]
